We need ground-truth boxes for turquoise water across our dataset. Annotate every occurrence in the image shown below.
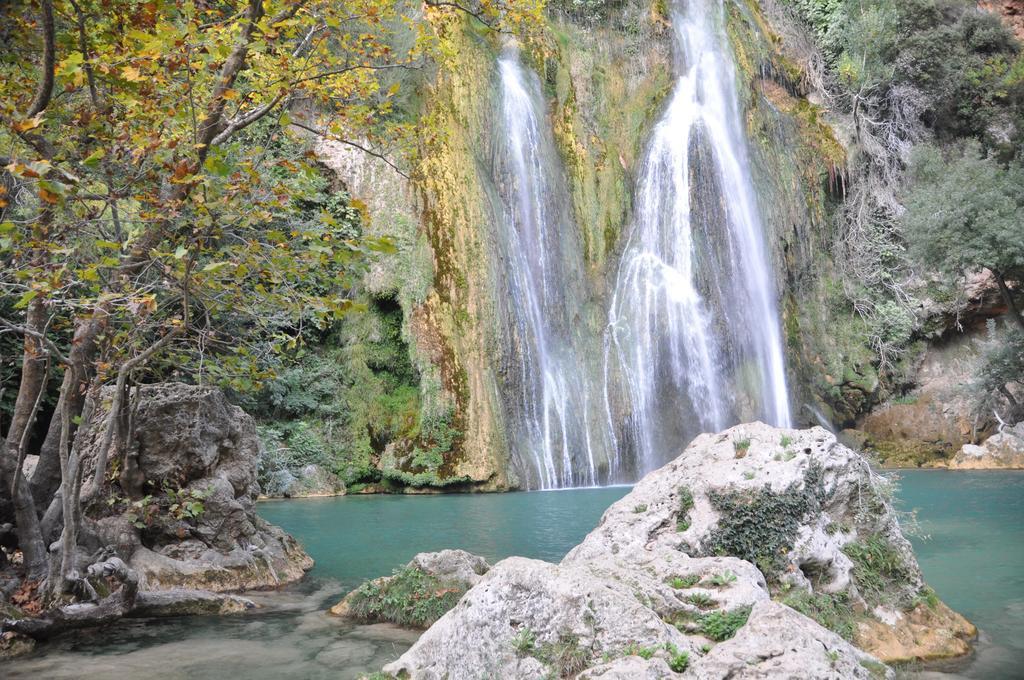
[5,474,1022,678]
[894,470,1024,679]
[258,486,632,588]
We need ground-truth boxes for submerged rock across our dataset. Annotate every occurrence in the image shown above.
[74,383,313,592]
[376,423,973,678]
[948,423,1024,469]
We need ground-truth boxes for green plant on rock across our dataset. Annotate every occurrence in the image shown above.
[512,627,537,656]
[703,466,824,579]
[703,571,738,588]
[780,589,856,640]
[677,486,694,532]
[668,574,701,589]
[698,606,752,642]
[665,643,689,672]
[345,566,466,628]
[536,633,589,678]
[843,535,915,608]
[684,592,718,610]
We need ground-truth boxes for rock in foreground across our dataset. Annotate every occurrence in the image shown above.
[75,383,313,591]
[378,423,973,678]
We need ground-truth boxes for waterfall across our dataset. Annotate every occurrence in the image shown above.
[493,50,611,489]
[604,0,792,475]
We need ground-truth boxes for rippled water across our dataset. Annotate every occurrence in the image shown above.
[6,474,1022,678]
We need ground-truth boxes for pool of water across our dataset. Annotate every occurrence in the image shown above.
[5,474,1022,678]
[893,470,1024,679]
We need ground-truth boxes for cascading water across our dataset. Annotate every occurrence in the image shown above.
[492,50,611,489]
[604,0,792,475]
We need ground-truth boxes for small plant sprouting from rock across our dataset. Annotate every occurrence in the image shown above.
[633,504,648,514]
[536,633,589,678]
[511,627,536,656]
[676,486,694,531]
[733,438,752,458]
[345,567,466,628]
[665,643,689,672]
[684,592,717,610]
[780,435,793,447]
[697,606,752,642]
[668,574,701,589]
[742,470,756,480]
[703,571,737,587]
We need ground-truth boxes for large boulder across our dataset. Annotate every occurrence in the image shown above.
[75,383,313,592]
[948,423,1024,469]
[331,549,490,627]
[377,424,973,679]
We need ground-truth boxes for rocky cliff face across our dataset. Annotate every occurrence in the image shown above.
[363,424,972,678]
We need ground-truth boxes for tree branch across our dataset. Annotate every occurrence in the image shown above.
[288,120,410,179]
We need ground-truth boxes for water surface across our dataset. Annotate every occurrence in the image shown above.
[6,474,1022,678]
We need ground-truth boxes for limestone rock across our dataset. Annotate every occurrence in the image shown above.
[383,556,696,679]
[949,423,1024,469]
[408,549,491,585]
[283,464,346,497]
[330,549,491,622]
[76,383,313,592]
[690,601,890,679]
[377,424,971,677]
[579,656,677,678]
[130,589,256,617]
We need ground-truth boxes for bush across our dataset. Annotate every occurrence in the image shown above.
[345,566,466,628]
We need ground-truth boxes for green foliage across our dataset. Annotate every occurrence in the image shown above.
[698,606,752,642]
[677,486,694,532]
[733,438,752,454]
[535,634,589,678]
[780,589,856,640]
[704,571,738,588]
[684,592,718,610]
[971,322,1024,421]
[512,628,537,655]
[843,534,915,608]
[903,144,1024,288]
[665,644,690,673]
[668,574,701,590]
[345,567,466,629]
[633,504,648,513]
[703,466,824,578]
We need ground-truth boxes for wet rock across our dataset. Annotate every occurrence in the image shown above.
[948,423,1024,469]
[130,589,255,617]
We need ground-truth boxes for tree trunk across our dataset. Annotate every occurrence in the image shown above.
[1,298,50,578]
[994,270,1024,333]
[30,310,106,509]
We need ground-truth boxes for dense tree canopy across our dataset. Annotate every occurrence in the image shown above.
[0,0,539,605]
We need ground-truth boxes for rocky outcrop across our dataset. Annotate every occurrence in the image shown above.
[857,322,1001,466]
[331,549,490,627]
[949,423,1024,469]
[375,424,972,678]
[75,383,313,592]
